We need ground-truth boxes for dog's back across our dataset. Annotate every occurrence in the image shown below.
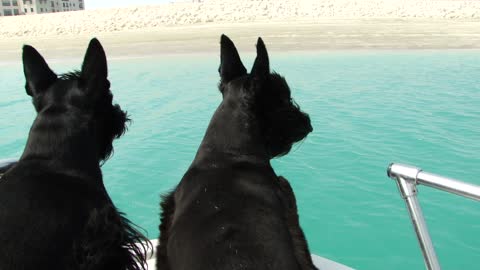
[0,161,108,270]
[164,164,301,270]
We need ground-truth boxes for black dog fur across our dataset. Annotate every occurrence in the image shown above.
[156,35,317,270]
[0,39,149,270]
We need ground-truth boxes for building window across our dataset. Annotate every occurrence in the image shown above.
[30,7,33,12]
[2,0,11,7]
[50,1,53,7]
[40,7,43,12]
[12,0,17,6]
[24,7,26,12]
[13,8,18,15]
[4,9,12,15]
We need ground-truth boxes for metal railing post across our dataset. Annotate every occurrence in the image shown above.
[388,164,441,270]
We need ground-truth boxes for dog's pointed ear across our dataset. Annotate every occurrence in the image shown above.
[251,37,269,79]
[219,34,246,83]
[81,38,109,98]
[81,38,108,81]
[22,45,57,96]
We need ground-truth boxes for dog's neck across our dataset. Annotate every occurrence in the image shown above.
[20,112,102,179]
[193,100,270,166]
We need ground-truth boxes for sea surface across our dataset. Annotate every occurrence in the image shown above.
[1,50,479,269]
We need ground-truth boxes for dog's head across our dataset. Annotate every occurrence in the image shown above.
[22,38,128,162]
[218,35,312,158]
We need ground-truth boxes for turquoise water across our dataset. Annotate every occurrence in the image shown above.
[1,51,479,269]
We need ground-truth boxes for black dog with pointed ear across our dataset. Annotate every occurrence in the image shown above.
[23,46,57,97]
[253,38,312,158]
[156,35,316,270]
[0,39,149,270]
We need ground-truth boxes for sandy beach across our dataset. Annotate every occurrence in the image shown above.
[1,0,480,60]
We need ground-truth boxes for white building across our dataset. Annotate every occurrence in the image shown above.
[1,0,84,16]
[1,0,21,16]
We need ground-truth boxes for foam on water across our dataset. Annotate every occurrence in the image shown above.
[1,51,479,269]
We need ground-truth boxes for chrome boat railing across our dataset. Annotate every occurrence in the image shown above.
[387,163,480,270]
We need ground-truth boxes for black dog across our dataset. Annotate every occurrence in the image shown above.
[0,39,149,270]
[156,35,316,270]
